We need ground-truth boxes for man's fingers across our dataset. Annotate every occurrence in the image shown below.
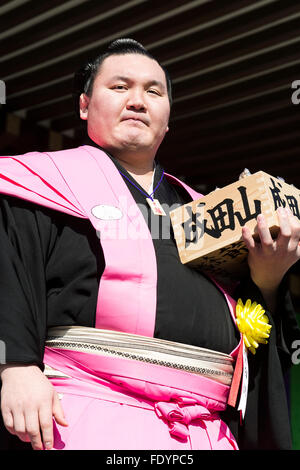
[242,214,274,252]
[25,409,44,450]
[242,226,255,250]
[256,213,274,249]
[39,405,54,450]
[276,207,292,249]
[2,408,15,435]
[11,411,29,443]
[52,391,68,427]
[284,207,300,250]
[0,365,63,450]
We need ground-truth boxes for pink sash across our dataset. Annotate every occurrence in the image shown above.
[43,346,238,448]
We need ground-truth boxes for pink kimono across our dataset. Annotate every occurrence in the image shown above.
[0,145,241,450]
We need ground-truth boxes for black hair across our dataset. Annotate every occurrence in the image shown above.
[72,38,172,118]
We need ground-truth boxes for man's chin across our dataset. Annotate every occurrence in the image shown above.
[119,137,152,152]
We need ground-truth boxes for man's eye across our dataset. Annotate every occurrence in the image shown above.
[112,85,127,90]
[148,89,160,95]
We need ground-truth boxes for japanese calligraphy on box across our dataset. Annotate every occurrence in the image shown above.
[170,171,300,278]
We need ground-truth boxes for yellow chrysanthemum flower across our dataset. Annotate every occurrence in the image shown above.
[236,298,272,355]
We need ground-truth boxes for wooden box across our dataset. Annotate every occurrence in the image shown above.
[170,171,300,279]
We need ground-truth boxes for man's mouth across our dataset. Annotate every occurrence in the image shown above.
[121,116,149,126]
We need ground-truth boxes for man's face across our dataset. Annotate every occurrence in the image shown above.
[80,54,170,160]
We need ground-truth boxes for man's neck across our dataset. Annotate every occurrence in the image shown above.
[114,155,155,176]
[116,156,156,194]
[87,138,156,180]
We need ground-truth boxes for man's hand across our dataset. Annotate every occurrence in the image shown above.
[242,207,300,311]
[0,364,68,450]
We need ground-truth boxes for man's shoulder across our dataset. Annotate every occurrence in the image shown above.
[43,145,87,158]
[0,146,88,162]
[45,144,109,162]
[164,172,203,201]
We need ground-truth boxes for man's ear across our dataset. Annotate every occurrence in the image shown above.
[79,93,90,120]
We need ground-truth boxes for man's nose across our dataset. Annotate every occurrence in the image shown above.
[126,88,146,111]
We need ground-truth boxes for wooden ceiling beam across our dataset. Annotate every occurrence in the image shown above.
[7,38,299,114]
[7,79,73,111]
[171,80,295,120]
[163,130,300,176]
[169,96,291,138]
[167,14,300,83]
[26,97,73,122]
[172,147,300,187]
[169,87,291,126]
[165,106,299,146]
[185,158,300,188]
[2,0,191,78]
[4,0,267,92]
[162,115,300,160]
[180,142,300,179]
[0,0,125,57]
[0,0,65,34]
[154,0,299,61]
[172,49,300,102]
[51,113,81,133]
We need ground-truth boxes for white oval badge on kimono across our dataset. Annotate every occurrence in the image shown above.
[91,204,123,220]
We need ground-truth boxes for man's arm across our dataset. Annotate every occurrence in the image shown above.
[242,207,300,313]
[0,196,67,450]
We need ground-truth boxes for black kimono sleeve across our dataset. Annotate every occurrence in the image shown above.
[0,195,102,370]
[222,275,300,449]
[0,195,104,450]
[0,196,51,369]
